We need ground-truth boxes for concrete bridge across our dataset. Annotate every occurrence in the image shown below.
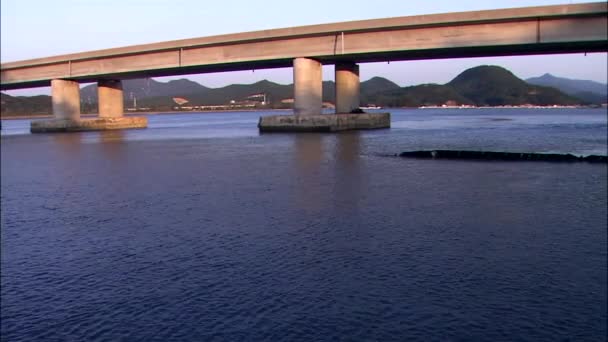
[1,2,607,132]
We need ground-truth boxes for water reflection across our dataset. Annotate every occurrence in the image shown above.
[97,130,127,162]
[336,131,361,165]
[333,132,364,215]
[49,130,129,175]
[293,134,325,212]
[51,132,84,155]
[294,134,324,172]
[291,132,365,214]
[98,130,126,144]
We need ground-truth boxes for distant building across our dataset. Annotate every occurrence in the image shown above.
[172,97,189,105]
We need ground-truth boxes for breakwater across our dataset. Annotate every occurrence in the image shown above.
[399,150,607,163]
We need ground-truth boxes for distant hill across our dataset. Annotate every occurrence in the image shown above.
[526,73,607,104]
[368,83,473,108]
[448,65,581,106]
[80,78,400,107]
[361,77,400,94]
[1,93,51,116]
[80,78,210,103]
[1,65,594,116]
[360,77,401,105]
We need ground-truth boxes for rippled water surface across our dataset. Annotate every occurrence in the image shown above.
[1,108,607,341]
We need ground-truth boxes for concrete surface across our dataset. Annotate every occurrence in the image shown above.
[293,58,322,116]
[98,80,124,118]
[30,117,147,133]
[51,79,80,120]
[335,62,360,114]
[258,113,390,132]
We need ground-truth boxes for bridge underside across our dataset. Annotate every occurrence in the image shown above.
[2,42,606,90]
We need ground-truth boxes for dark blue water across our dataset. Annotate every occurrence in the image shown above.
[1,108,607,341]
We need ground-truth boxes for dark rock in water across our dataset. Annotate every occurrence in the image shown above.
[398,150,607,163]
[583,154,608,163]
[350,108,365,114]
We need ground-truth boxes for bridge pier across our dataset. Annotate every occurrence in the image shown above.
[31,79,147,133]
[335,62,360,114]
[293,57,322,116]
[258,58,389,132]
[98,80,124,118]
[51,79,81,120]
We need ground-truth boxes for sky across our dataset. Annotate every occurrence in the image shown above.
[1,0,607,96]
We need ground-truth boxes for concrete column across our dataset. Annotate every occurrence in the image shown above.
[335,62,360,114]
[293,57,322,116]
[51,79,80,120]
[98,80,124,118]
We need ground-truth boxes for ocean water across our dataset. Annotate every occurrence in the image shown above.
[1,108,606,341]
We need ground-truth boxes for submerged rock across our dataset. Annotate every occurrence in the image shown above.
[399,150,607,163]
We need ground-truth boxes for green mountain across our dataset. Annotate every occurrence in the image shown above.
[80,78,210,102]
[526,73,607,104]
[0,65,590,116]
[369,84,473,107]
[361,77,400,94]
[448,65,581,106]
[1,93,52,116]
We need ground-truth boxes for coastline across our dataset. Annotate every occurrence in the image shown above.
[0,108,291,120]
[2,105,605,121]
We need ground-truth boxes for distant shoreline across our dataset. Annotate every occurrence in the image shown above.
[1,105,605,120]
[0,108,291,120]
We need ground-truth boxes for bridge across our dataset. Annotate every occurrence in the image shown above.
[1,2,607,132]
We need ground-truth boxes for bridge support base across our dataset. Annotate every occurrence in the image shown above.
[258,113,390,132]
[30,117,147,133]
[31,78,147,133]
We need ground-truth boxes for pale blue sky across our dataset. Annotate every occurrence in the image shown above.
[2,0,607,96]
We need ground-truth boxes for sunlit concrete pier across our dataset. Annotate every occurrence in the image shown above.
[259,58,388,132]
[1,2,606,133]
[29,79,147,133]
